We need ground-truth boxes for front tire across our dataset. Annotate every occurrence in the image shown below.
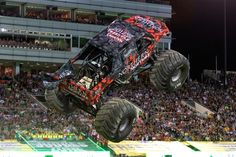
[94,98,137,142]
[150,50,190,91]
[45,88,76,113]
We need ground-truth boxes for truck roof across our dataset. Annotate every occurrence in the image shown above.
[125,15,169,41]
[89,15,169,55]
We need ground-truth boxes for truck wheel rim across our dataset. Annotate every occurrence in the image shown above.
[119,118,129,132]
[171,69,181,82]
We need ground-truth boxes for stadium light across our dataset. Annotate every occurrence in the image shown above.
[0,28,7,32]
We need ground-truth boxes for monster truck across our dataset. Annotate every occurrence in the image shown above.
[38,15,190,142]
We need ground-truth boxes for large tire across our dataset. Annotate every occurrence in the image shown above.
[94,98,137,142]
[150,50,190,91]
[45,88,76,113]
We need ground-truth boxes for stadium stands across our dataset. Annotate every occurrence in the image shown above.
[0,37,70,51]
[0,72,235,144]
[0,4,116,26]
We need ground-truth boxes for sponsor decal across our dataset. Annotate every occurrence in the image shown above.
[134,16,161,31]
[107,27,133,43]
[122,49,151,74]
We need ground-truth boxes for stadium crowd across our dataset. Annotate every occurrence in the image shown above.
[0,38,70,51]
[121,76,235,142]
[0,72,235,144]
[1,4,119,26]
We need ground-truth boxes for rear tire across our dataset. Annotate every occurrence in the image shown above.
[45,88,76,113]
[150,50,190,91]
[94,98,137,142]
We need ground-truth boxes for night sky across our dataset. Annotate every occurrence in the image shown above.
[170,0,236,79]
